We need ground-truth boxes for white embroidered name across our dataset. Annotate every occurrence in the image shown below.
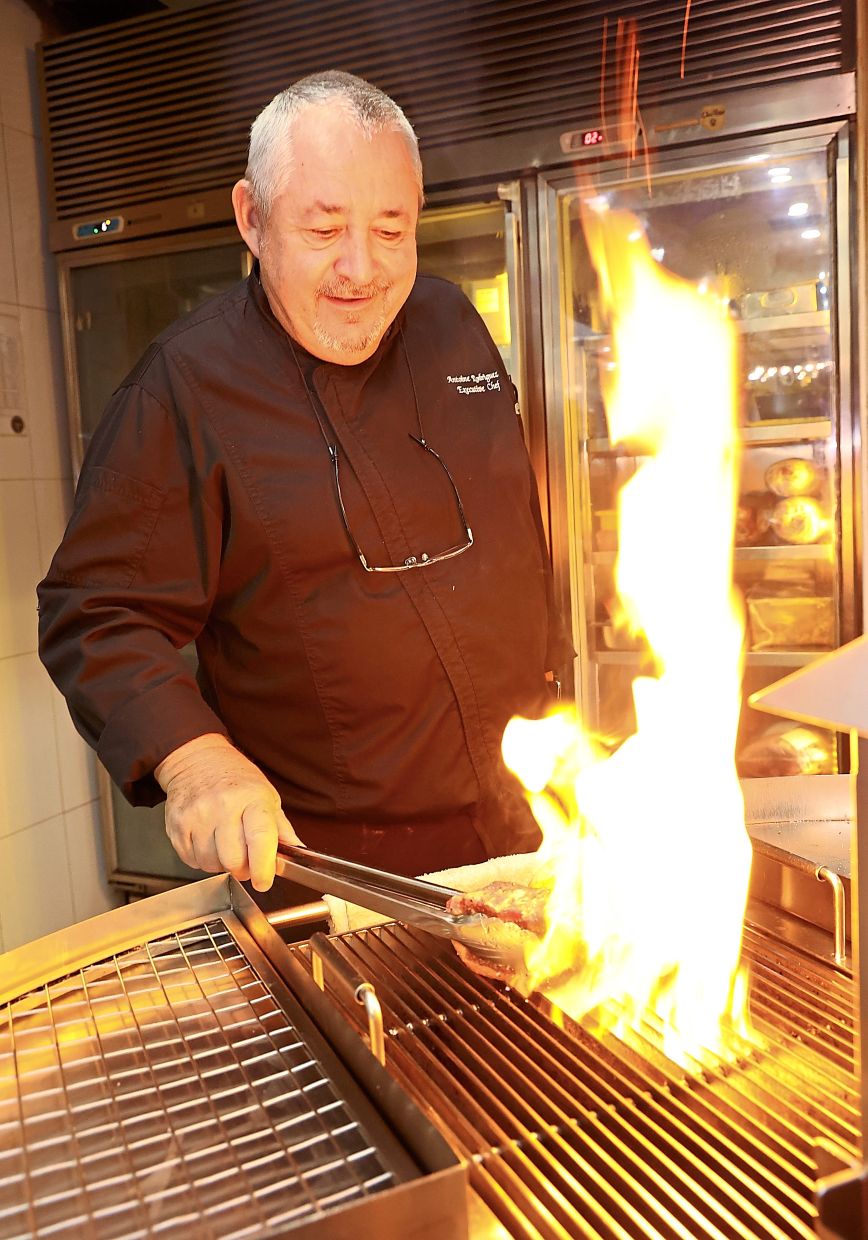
[446,371,501,395]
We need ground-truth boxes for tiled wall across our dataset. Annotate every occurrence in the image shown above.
[0,0,121,952]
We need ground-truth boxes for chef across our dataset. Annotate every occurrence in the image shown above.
[37,70,572,898]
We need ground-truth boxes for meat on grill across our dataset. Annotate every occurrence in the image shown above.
[446,882,548,936]
[446,881,548,981]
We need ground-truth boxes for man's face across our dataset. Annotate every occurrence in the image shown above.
[237,104,420,364]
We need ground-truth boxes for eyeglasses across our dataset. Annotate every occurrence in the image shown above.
[328,434,474,572]
[288,322,474,572]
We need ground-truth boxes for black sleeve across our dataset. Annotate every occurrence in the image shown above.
[37,381,229,806]
[462,286,576,674]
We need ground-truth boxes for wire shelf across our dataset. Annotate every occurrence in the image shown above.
[0,919,394,1238]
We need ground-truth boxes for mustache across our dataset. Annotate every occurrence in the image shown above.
[317,277,392,299]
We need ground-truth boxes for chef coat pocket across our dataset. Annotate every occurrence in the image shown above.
[52,465,165,588]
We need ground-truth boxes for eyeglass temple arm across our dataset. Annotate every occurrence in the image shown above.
[408,434,473,533]
[329,443,373,569]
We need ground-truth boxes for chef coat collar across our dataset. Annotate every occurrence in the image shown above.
[247,259,405,377]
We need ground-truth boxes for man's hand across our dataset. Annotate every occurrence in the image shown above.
[155,734,302,890]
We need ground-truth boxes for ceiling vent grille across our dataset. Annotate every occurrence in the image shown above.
[40,0,852,222]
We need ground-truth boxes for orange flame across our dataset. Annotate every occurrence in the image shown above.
[680,0,693,78]
[503,207,755,1066]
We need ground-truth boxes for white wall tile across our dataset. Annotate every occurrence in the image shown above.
[64,799,121,922]
[0,423,32,480]
[31,478,97,812]
[0,131,17,305]
[0,1,116,954]
[0,8,41,138]
[0,651,62,833]
[51,686,99,810]
[33,476,72,574]
[2,0,42,46]
[5,127,57,312]
[0,812,74,950]
[0,306,32,479]
[20,305,70,480]
[0,478,39,658]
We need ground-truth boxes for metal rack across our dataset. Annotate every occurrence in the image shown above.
[0,879,467,1239]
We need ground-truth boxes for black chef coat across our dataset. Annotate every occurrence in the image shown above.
[37,271,573,860]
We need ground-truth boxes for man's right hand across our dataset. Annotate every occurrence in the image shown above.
[155,734,303,890]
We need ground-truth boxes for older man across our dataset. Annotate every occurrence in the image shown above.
[37,71,572,894]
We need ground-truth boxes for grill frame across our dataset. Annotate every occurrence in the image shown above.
[0,878,468,1240]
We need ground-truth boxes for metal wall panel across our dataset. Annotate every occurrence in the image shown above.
[40,0,852,224]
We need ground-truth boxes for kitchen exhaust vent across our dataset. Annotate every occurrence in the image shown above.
[40,0,852,241]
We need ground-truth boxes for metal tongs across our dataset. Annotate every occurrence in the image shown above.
[274,844,522,968]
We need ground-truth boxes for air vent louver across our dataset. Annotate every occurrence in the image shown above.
[40,0,850,223]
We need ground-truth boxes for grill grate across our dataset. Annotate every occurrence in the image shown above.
[297,919,858,1239]
[0,919,395,1239]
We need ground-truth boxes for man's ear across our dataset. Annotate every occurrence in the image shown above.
[232,179,263,258]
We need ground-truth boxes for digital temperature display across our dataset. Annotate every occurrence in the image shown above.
[582,129,606,146]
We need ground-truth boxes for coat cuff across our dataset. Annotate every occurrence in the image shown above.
[97,678,230,807]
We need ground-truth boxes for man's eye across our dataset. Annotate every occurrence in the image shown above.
[377,229,404,242]
[308,228,339,240]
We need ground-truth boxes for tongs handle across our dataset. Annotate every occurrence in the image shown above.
[274,843,470,937]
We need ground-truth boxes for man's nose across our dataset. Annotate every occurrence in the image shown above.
[334,229,375,285]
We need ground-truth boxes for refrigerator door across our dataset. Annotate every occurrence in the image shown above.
[416,195,522,391]
[64,237,248,469]
[541,127,852,780]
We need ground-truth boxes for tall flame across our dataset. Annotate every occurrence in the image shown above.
[503,207,754,1065]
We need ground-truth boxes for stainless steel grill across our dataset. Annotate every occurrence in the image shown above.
[0,881,468,1240]
[290,917,858,1239]
[1,865,859,1237]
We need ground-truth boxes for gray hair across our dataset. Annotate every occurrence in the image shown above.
[245,70,423,216]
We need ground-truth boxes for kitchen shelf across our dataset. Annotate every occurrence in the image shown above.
[587,419,831,455]
[577,310,829,347]
[740,419,832,445]
[587,437,649,456]
[735,544,834,561]
[594,651,653,666]
[737,310,830,335]
[591,544,834,567]
[594,649,825,668]
[745,650,827,667]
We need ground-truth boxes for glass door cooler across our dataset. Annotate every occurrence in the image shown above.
[541,125,854,780]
